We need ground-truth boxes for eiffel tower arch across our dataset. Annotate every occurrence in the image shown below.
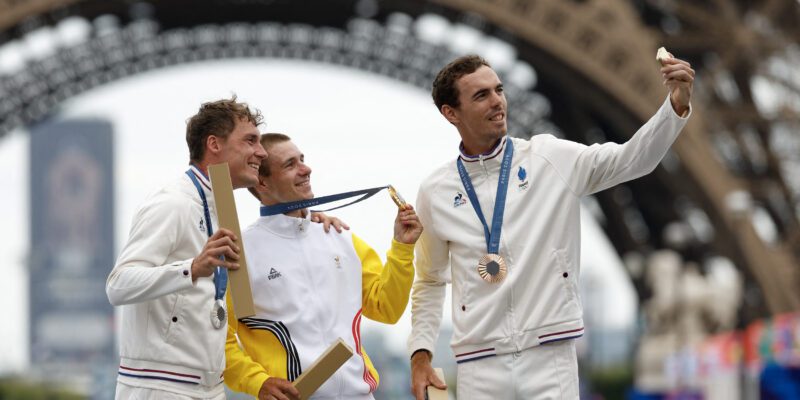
[2,0,798,336]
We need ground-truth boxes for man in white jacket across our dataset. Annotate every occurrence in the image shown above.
[408,54,694,399]
[224,133,423,400]
[106,97,267,399]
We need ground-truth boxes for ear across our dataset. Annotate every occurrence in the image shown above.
[441,104,459,125]
[254,174,275,204]
[256,174,271,193]
[206,135,223,157]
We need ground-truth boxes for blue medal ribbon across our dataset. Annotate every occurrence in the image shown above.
[260,186,389,216]
[455,137,514,255]
[185,168,227,302]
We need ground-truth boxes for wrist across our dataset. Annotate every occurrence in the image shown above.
[395,236,414,245]
[189,259,198,283]
[410,349,432,364]
[669,96,689,117]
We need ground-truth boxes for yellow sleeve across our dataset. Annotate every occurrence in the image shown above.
[223,291,271,397]
[354,233,415,324]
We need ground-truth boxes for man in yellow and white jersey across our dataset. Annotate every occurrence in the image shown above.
[224,133,423,400]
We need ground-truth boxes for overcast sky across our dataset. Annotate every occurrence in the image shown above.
[0,59,635,373]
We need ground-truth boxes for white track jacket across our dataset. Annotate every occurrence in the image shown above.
[106,166,226,397]
[409,96,690,363]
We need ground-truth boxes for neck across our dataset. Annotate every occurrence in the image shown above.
[192,160,210,177]
[286,209,307,218]
[461,136,503,156]
[261,200,307,219]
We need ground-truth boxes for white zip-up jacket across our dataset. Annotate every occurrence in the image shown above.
[106,166,226,397]
[224,213,415,399]
[408,96,690,362]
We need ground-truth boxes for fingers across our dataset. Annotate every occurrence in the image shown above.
[396,205,418,223]
[660,61,694,83]
[430,372,448,389]
[206,242,240,261]
[663,69,694,83]
[410,353,437,400]
[260,379,300,400]
[412,380,428,400]
[193,230,243,278]
[309,212,332,233]
[398,210,420,225]
[271,382,299,400]
[282,383,300,399]
[395,206,424,244]
[206,232,240,260]
[211,228,237,242]
[410,372,446,400]
[320,217,348,234]
[192,253,238,279]
[660,56,690,68]
[331,217,350,232]
[199,254,239,271]
[310,212,350,233]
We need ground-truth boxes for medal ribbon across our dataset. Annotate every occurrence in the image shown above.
[455,137,514,255]
[185,168,227,302]
[260,185,389,216]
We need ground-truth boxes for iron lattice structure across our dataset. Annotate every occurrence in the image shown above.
[1,0,798,323]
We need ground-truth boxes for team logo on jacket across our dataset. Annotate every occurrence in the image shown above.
[334,256,342,269]
[517,166,530,191]
[268,267,282,280]
[454,192,467,208]
[198,218,206,232]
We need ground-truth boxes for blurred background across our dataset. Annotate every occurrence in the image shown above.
[0,0,799,399]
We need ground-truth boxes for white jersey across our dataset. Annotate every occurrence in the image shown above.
[409,96,689,362]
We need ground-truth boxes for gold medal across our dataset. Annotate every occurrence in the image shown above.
[388,185,407,209]
[477,254,507,283]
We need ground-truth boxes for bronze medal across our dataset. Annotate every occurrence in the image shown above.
[477,254,507,283]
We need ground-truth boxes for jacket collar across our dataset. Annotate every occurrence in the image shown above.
[257,211,312,238]
[458,136,507,163]
[188,164,213,193]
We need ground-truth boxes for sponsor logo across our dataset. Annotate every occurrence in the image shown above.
[454,192,467,208]
[268,267,282,280]
[517,166,530,191]
[334,256,342,269]
[198,218,206,232]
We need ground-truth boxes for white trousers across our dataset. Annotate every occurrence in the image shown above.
[456,339,579,399]
[115,382,226,400]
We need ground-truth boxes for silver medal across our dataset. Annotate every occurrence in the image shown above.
[211,299,226,329]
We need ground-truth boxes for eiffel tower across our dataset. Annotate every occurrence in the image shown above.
[1,0,798,364]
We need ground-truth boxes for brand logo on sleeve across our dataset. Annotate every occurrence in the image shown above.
[268,268,282,280]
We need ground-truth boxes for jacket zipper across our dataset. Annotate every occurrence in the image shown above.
[481,151,518,350]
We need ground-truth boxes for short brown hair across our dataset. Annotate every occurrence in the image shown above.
[186,96,263,163]
[431,55,491,110]
[247,133,292,201]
